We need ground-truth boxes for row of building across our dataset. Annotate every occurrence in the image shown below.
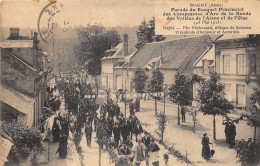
[101,34,260,109]
[0,28,49,127]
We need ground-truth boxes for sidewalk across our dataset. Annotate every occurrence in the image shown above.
[135,100,258,166]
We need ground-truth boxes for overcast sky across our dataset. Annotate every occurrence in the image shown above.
[0,0,157,29]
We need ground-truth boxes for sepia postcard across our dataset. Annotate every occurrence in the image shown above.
[0,0,259,166]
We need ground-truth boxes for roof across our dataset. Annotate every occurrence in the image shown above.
[0,40,33,48]
[0,85,35,115]
[128,36,212,73]
[193,45,215,67]
[1,48,38,72]
[101,36,137,60]
[101,43,124,60]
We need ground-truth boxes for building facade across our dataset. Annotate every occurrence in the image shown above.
[0,28,48,127]
[215,35,260,108]
[101,35,215,100]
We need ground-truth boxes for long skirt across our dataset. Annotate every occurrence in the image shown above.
[58,138,68,158]
[202,144,211,159]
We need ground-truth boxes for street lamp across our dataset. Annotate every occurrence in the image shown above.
[163,84,167,115]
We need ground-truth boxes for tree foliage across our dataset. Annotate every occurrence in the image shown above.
[147,68,164,93]
[198,71,234,115]
[169,70,191,106]
[1,121,44,164]
[136,17,165,50]
[241,88,260,140]
[74,24,121,76]
[156,113,167,141]
[132,67,148,93]
[235,139,260,166]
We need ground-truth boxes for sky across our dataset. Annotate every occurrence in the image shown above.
[0,0,157,29]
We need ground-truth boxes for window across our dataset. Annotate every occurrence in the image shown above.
[237,54,246,75]
[223,55,231,74]
[224,84,231,94]
[250,54,256,75]
[237,85,245,94]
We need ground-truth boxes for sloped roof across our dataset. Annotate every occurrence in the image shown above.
[1,48,38,72]
[0,85,35,115]
[101,43,124,60]
[101,36,137,60]
[128,36,212,72]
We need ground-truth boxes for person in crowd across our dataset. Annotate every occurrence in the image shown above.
[107,116,114,138]
[229,121,236,148]
[134,120,143,142]
[142,131,151,148]
[143,131,151,166]
[121,120,129,142]
[113,122,121,147]
[126,135,133,149]
[133,135,147,166]
[135,98,140,112]
[56,130,68,158]
[222,118,230,143]
[115,104,121,117]
[147,138,160,166]
[52,115,61,142]
[163,154,169,166]
[129,114,137,139]
[181,106,186,122]
[85,121,92,147]
[129,102,135,116]
[201,133,212,160]
[119,142,131,155]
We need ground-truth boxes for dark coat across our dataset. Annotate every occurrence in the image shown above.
[113,126,121,140]
[201,136,211,159]
[142,136,151,147]
[121,124,130,140]
[229,124,236,137]
[134,124,143,135]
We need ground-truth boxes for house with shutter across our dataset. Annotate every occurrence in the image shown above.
[0,28,48,127]
[214,35,260,109]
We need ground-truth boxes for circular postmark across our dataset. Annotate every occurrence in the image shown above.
[38,2,70,43]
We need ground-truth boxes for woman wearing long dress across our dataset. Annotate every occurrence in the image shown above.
[201,133,212,160]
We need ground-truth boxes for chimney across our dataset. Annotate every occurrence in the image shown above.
[160,44,163,65]
[9,27,20,40]
[33,32,40,69]
[123,33,128,57]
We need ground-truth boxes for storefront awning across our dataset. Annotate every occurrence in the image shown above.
[0,85,34,115]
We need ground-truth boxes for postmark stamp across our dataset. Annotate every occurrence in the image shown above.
[37,1,70,43]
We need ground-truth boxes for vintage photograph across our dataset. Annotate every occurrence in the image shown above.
[0,0,259,166]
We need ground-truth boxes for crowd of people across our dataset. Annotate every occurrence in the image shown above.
[80,97,162,166]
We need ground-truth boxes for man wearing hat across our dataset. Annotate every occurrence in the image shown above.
[113,122,121,147]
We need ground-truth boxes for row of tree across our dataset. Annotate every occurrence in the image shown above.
[132,67,259,143]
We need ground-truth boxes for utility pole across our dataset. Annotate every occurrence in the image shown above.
[163,84,166,114]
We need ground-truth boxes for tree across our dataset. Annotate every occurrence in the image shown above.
[198,71,234,140]
[132,67,148,94]
[156,113,167,141]
[241,88,260,140]
[169,70,191,125]
[147,68,164,115]
[236,139,260,166]
[135,17,165,50]
[1,120,44,164]
[75,24,121,76]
